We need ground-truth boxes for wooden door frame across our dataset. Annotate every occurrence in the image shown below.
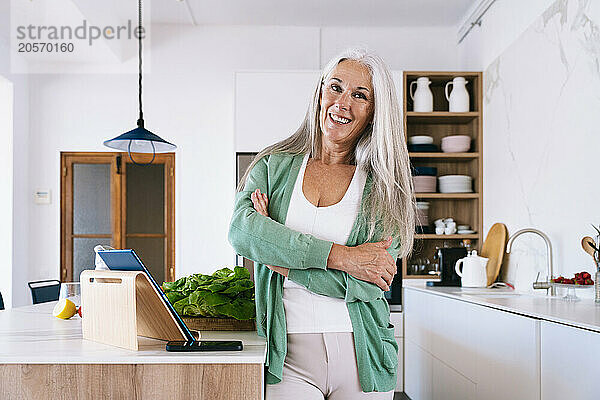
[60,152,175,283]
[60,153,121,282]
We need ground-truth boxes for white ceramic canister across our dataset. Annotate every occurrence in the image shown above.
[410,77,433,112]
[445,77,470,112]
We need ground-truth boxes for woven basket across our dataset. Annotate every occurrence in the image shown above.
[182,317,256,331]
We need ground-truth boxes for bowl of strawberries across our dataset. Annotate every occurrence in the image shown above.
[550,271,594,301]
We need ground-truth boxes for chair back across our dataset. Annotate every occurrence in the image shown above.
[28,280,61,304]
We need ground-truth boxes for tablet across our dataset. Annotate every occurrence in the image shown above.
[96,249,196,342]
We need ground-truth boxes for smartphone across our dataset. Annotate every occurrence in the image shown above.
[165,340,243,352]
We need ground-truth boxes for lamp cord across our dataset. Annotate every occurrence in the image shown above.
[137,0,143,127]
[128,0,156,166]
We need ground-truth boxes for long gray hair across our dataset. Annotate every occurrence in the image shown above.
[237,47,415,258]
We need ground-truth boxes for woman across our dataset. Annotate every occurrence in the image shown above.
[228,47,415,399]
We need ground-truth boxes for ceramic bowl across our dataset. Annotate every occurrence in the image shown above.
[413,166,437,176]
[441,135,471,153]
[438,175,472,193]
[408,135,434,145]
[408,144,439,152]
[413,176,436,192]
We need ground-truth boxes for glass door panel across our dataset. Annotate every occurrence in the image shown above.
[73,164,111,234]
[73,237,105,283]
[70,162,113,281]
[126,237,165,284]
[126,164,164,233]
[124,162,168,283]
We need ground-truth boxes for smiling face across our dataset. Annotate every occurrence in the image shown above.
[319,60,374,150]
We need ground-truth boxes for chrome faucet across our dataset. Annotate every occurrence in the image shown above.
[506,228,556,296]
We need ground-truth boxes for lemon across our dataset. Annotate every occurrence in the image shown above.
[53,298,77,319]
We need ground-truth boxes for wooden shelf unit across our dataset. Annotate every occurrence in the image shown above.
[415,193,479,199]
[409,152,479,160]
[415,234,480,240]
[403,71,483,279]
[406,111,480,123]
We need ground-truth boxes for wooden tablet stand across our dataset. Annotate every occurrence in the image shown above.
[80,269,195,351]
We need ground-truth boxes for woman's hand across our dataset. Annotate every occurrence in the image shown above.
[328,238,396,292]
[250,188,269,217]
[251,189,289,277]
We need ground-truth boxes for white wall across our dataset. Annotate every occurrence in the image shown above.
[0,32,30,308]
[457,0,555,69]
[18,24,461,306]
[0,75,13,310]
[321,26,462,70]
[460,0,600,295]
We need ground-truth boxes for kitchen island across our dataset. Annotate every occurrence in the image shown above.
[404,282,600,332]
[0,302,266,399]
[403,282,600,400]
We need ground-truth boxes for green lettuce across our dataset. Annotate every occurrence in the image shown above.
[162,267,255,320]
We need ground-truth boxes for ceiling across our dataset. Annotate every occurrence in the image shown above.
[149,0,478,27]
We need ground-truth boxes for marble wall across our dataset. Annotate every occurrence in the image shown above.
[484,0,600,296]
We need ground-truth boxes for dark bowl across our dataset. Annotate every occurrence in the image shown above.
[412,166,438,176]
[408,144,439,152]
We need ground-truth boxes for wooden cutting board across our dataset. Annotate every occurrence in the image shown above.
[480,223,508,286]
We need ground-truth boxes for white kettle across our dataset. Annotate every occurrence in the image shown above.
[445,77,470,112]
[410,77,433,112]
[455,250,488,287]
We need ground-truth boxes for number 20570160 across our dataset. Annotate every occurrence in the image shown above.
[18,42,74,52]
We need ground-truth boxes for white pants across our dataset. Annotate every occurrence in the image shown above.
[266,332,394,400]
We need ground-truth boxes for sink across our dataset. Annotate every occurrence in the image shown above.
[467,293,522,298]
[457,288,522,298]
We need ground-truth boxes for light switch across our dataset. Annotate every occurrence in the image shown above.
[34,188,51,204]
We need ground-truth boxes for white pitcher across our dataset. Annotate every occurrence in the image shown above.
[445,77,469,112]
[455,250,488,287]
[410,77,433,112]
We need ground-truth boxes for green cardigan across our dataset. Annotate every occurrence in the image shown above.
[228,152,401,392]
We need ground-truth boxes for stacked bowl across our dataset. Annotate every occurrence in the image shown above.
[438,175,472,193]
[408,135,433,145]
[441,135,471,153]
[412,166,437,193]
[408,135,438,152]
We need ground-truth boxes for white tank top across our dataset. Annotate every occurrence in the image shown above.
[283,153,367,333]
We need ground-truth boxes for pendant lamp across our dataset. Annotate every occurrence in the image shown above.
[103,0,176,165]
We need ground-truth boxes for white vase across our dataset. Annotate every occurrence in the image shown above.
[445,77,470,112]
[410,77,433,112]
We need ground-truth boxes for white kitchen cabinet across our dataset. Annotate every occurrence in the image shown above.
[234,71,319,152]
[396,337,404,391]
[234,70,405,153]
[404,288,540,400]
[405,290,476,400]
[428,290,478,381]
[404,288,432,352]
[390,311,404,392]
[471,300,540,400]
[405,339,433,400]
[541,320,600,400]
[432,357,476,400]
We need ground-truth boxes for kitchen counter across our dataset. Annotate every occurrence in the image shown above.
[0,302,266,364]
[0,302,266,399]
[404,281,600,333]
